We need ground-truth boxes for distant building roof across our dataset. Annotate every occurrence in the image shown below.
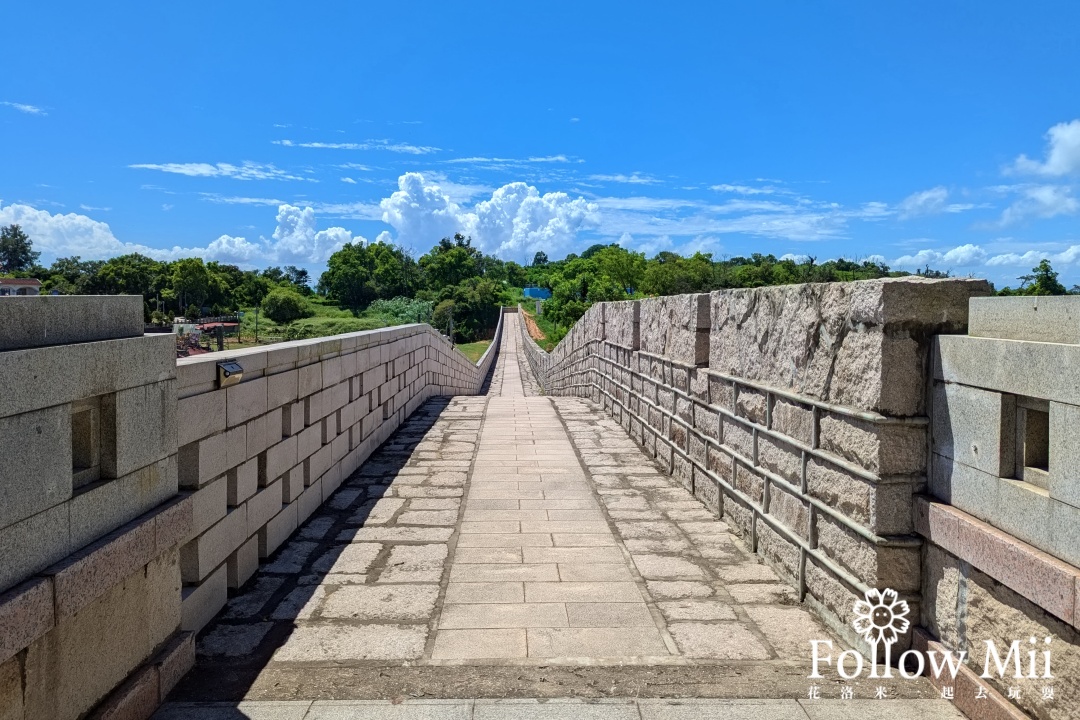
[0,278,42,286]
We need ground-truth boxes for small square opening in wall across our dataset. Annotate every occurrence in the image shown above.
[1015,396,1050,489]
[71,398,101,488]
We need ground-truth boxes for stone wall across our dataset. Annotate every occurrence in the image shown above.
[0,296,190,720]
[921,295,1080,718]
[0,299,500,720]
[520,277,991,655]
[174,321,495,634]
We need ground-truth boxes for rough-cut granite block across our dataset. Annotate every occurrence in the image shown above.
[603,300,640,350]
[639,294,710,366]
[710,277,989,416]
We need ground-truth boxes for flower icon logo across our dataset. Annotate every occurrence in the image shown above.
[852,588,910,646]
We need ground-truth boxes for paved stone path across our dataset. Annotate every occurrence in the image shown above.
[160,314,964,717]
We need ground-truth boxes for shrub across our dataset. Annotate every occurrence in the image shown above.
[366,296,433,325]
[262,288,314,323]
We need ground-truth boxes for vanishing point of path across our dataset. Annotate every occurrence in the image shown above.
[158,314,965,720]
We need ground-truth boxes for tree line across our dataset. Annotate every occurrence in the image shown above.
[3,222,1076,345]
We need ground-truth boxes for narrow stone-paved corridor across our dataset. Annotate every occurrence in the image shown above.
[158,314,964,719]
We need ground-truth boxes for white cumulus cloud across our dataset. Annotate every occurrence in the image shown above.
[999,185,1079,225]
[379,172,599,258]
[0,201,358,269]
[893,243,989,268]
[1011,119,1080,176]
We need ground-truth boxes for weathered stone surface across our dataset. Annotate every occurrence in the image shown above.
[602,301,639,350]
[0,405,72,529]
[1049,401,1080,510]
[711,278,988,416]
[0,577,54,664]
[819,413,925,476]
[24,552,178,720]
[0,295,143,352]
[639,294,709,366]
[960,564,1080,719]
[969,295,1080,344]
[0,502,71,596]
[932,382,1014,478]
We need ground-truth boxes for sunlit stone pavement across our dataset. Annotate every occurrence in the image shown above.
[159,313,963,717]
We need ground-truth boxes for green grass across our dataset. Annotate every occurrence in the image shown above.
[455,340,491,363]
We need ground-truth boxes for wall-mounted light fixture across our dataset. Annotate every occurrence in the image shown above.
[217,360,244,388]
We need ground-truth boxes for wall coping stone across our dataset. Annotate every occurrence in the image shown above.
[969,295,1080,345]
[0,295,144,352]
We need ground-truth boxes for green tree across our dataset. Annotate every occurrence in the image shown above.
[594,245,646,293]
[419,234,483,291]
[532,251,549,266]
[1018,259,1067,296]
[262,288,314,323]
[0,224,40,273]
[171,258,213,310]
[237,272,273,308]
[319,241,416,309]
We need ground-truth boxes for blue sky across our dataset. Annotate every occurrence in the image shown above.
[3,1,1080,288]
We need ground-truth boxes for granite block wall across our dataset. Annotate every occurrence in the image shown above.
[0,300,501,720]
[521,277,992,655]
[173,321,499,635]
[920,296,1080,718]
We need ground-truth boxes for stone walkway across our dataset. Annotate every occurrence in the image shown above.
[160,314,964,717]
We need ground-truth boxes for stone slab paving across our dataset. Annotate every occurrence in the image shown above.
[162,313,964,716]
[156,697,965,719]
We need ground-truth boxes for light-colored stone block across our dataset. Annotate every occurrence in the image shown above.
[177,433,227,490]
[177,391,226,447]
[246,479,283,537]
[260,501,298,558]
[272,624,426,661]
[227,458,258,507]
[639,294,710,366]
[227,535,259,589]
[0,295,144,351]
[1049,401,1080,510]
[102,380,177,478]
[969,295,1080,344]
[226,377,267,428]
[267,369,299,410]
[179,505,247,583]
[0,334,175,420]
[190,475,227,537]
[936,334,1080,405]
[180,561,227,634]
[68,456,177,551]
[431,628,526,659]
[263,436,298,485]
[0,404,73,528]
[932,382,1014,478]
[0,502,71,594]
[712,278,988,416]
